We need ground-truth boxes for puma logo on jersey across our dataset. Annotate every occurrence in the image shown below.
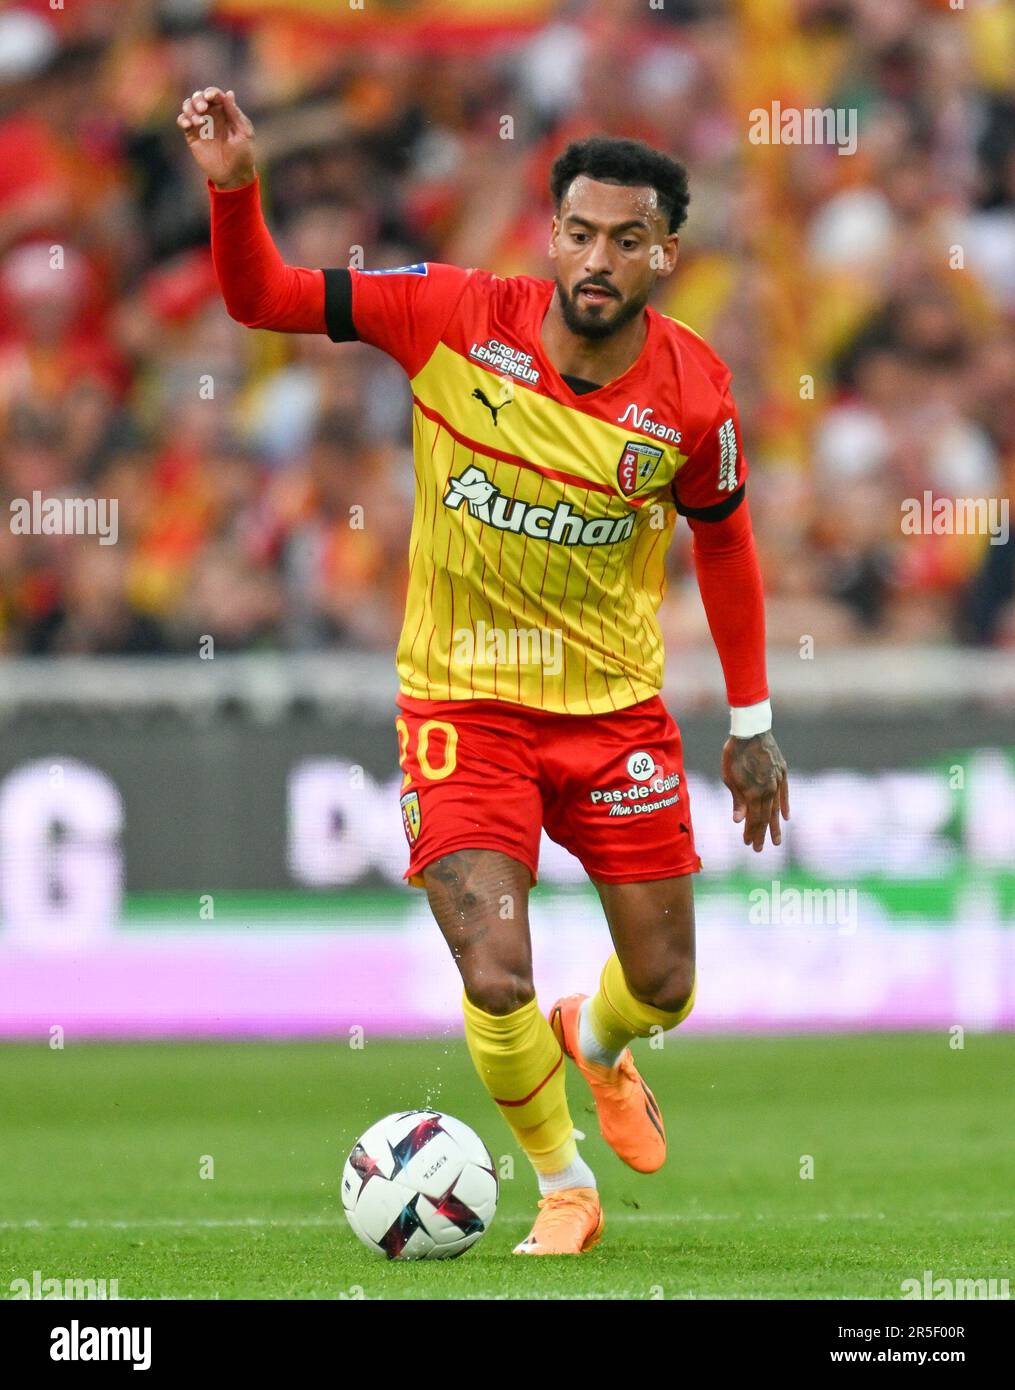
[443,464,635,547]
[471,377,514,427]
[472,387,509,426]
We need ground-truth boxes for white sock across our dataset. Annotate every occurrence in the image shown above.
[578,998,626,1070]
[536,1151,596,1195]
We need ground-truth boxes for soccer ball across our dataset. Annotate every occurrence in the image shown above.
[341,1109,499,1259]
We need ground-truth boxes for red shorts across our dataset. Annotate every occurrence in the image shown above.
[395,694,701,888]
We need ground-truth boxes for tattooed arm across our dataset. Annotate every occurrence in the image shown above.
[721,731,790,853]
[684,498,789,852]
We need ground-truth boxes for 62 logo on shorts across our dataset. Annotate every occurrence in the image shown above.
[589,750,680,810]
[626,751,656,782]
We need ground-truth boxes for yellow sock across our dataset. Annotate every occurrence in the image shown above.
[587,952,696,1054]
[462,993,576,1174]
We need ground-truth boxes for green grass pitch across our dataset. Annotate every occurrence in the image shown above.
[1,1034,1011,1300]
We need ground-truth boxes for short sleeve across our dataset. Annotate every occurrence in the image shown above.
[321,262,472,377]
[672,382,749,521]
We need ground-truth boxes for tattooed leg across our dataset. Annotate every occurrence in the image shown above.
[423,849,535,1014]
[426,850,582,1187]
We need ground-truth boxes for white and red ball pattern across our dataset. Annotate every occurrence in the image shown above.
[341,1110,499,1260]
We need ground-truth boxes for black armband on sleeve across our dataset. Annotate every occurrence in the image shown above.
[674,482,746,522]
[323,268,357,342]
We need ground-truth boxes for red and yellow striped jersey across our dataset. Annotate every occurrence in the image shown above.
[332,262,747,715]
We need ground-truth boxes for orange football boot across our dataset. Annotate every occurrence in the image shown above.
[512,1187,604,1255]
[549,992,666,1173]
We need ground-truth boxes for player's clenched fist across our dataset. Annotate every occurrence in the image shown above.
[177,87,256,190]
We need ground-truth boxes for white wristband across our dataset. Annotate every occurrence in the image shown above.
[730,699,772,739]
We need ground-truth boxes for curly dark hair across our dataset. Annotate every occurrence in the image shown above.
[550,136,690,234]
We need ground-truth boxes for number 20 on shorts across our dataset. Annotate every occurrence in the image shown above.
[395,717,458,788]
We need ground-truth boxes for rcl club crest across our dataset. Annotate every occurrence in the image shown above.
[400,790,421,844]
[617,440,664,496]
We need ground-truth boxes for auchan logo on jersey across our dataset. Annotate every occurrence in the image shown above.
[443,464,634,547]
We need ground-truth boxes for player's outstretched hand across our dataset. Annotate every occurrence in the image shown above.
[176,87,256,190]
[721,731,790,853]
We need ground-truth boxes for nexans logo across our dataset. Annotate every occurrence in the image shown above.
[443,465,634,547]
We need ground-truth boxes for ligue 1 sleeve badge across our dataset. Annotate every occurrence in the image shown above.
[400,790,422,844]
[617,440,664,496]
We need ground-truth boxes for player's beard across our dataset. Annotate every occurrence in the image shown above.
[555,277,651,341]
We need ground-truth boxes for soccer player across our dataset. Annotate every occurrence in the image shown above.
[180,87,789,1256]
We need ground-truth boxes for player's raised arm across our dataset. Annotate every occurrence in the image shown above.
[178,86,327,333]
[674,390,789,853]
[178,86,256,189]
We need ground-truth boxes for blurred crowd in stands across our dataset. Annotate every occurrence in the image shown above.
[1,0,1013,659]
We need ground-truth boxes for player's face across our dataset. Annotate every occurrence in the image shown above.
[549,177,678,341]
